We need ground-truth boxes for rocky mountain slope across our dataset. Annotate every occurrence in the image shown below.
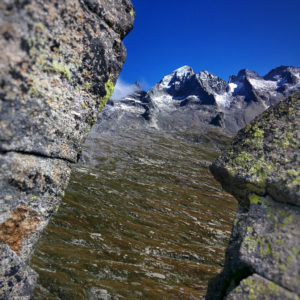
[206,92,300,299]
[0,0,134,298]
[102,65,300,133]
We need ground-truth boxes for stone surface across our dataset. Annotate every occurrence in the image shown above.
[206,93,300,299]
[227,274,299,300]
[0,0,134,298]
[240,195,300,294]
[0,0,134,162]
[211,92,300,207]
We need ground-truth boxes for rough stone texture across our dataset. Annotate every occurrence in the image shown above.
[0,0,134,298]
[210,93,300,207]
[227,274,299,300]
[0,0,134,162]
[206,93,300,299]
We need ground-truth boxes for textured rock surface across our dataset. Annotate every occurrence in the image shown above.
[0,0,134,298]
[227,274,299,300]
[206,93,300,299]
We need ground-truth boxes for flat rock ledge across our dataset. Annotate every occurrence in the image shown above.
[206,93,300,299]
[0,0,134,298]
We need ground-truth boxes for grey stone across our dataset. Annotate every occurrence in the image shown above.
[0,0,134,298]
[206,93,300,299]
[226,274,299,300]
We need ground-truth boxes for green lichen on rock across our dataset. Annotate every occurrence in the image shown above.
[83,81,91,91]
[249,194,260,205]
[259,240,272,257]
[252,124,264,140]
[105,80,115,101]
[210,92,300,206]
[30,196,38,202]
[283,215,293,226]
[0,0,134,298]
[227,274,299,300]
[243,227,258,254]
[130,9,135,17]
[207,93,300,300]
[99,80,115,112]
[52,61,72,81]
[92,118,98,125]
[237,194,300,294]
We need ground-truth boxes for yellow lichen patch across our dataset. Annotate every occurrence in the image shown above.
[83,81,91,91]
[260,241,272,257]
[105,80,115,101]
[283,215,293,226]
[291,247,298,256]
[35,22,46,32]
[130,9,135,17]
[99,80,115,112]
[243,227,258,254]
[0,206,40,254]
[249,194,260,205]
[52,60,72,81]
[251,124,264,146]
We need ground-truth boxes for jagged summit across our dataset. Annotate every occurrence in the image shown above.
[101,65,300,133]
[160,65,195,85]
[173,65,194,77]
[134,81,143,90]
[152,65,195,93]
[236,69,259,79]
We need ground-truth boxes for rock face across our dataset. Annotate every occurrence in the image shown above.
[104,65,300,134]
[0,0,134,298]
[206,93,300,299]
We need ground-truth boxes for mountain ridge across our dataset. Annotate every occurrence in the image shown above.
[104,65,300,133]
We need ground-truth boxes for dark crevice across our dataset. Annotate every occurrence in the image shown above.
[205,265,254,300]
[207,257,300,299]
[0,149,75,164]
[223,267,254,298]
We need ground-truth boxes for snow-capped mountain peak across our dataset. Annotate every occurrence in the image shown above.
[158,65,194,89]
[102,65,300,133]
[174,65,194,77]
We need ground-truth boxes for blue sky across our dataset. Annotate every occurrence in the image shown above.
[118,0,300,89]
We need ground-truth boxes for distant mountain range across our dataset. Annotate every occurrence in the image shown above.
[98,66,300,133]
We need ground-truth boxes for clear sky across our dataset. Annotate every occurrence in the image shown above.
[118,0,300,89]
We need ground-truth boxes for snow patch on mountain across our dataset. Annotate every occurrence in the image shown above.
[215,93,232,108]
[248,78,278,91]
[151,94,174,111]
[228,83,238,93]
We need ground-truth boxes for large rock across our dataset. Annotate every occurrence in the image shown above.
[0,0,134,298]
[206,93,300,299]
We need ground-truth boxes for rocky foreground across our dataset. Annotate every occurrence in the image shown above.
[0,0,134,298]
[206,93,300,299]
[0,0,299,299]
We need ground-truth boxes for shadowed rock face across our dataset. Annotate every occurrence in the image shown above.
[0,0,134,298]
[206,93,300,299]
